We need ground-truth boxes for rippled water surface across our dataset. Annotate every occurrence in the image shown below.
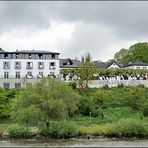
[0,139,148,147]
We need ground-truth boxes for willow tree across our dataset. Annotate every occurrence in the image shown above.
[76,53,96,89]
[11,77,81,128]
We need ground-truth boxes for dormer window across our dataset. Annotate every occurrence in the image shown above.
[29,54,32,59]
[16,54,19,59]
[38,54,43,59]
[52,54,55,60]
[4,53,8,59]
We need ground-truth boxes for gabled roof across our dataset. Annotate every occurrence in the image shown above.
[93,60,107,68]
[106,62,124,68]
[60,58,80,68]
[125,60,148,67]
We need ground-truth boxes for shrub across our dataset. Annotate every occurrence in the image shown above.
[39,122,78,139]
[116,118,148,137]
[8,125,35,139]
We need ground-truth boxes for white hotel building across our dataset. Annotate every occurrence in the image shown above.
[0,50,60,89]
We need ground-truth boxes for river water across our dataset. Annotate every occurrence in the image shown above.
[0,139,148,147]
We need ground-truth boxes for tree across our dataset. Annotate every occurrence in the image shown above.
[75,53,96,89]
[0,48,4,51]
[114,42,148,64]
[11,78,81,128]
[114,48,129,63]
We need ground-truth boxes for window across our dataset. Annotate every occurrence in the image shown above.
[16,54,19,59]
[4,72,9,78]
[143,67,147,70]
[4,53,8,59]
[3,83,10,89]
[51,54,55,60]
[26,62,33,69]
[3,62,10,69]
[15,61,21,69]
[15,72,20,78]
[38,54,43,59]
[29,54,32,59]
[136,67,140,69]
[26,72,33,79]
[38,72,43,78]
[49,62,56,70]
[15,83,21,88]
[38,62,44,69]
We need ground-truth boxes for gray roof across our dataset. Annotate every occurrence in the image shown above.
[60,58,80,68]
[125,60,148,67]
[93,61,107,68]
[0,50,60,54]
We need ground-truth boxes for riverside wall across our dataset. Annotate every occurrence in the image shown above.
[88,80,148,88]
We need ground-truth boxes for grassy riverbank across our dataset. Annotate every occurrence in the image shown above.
[0,80,148,139]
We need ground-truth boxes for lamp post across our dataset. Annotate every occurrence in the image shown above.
[89,112,91,123]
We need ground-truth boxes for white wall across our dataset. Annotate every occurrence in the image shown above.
[126,65,148,70]
[0,59,60,78]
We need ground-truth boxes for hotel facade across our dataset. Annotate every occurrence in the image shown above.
[0,50,60,89]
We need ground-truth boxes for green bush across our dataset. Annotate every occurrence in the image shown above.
[77,119,148,138]
[8,125,35,139]
[39,122,78,139]
[116,118,148,137]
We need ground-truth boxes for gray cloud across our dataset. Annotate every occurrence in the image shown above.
[0,1,148,61]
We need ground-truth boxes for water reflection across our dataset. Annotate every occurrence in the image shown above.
[0,139,148,147]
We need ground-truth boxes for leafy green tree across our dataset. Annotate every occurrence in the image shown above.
[11,78,81,128]
[114,42,148,64]
[76,53,96,89]
[114,48,129,63]
[129,42,148,63]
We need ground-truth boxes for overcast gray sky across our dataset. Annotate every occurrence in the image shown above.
[0,1,148,61]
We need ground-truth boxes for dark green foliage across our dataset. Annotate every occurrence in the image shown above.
[8,125,36,139]
[78,96,98,117]
[0,88,19,119]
